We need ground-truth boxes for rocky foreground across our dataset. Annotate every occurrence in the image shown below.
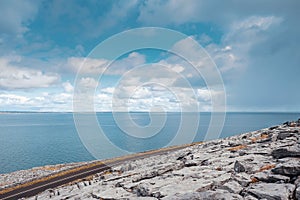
[0,162,95,190]
[21,119,300,199]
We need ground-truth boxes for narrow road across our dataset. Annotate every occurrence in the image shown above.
[0,144,194,199]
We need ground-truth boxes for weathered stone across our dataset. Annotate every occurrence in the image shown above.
[94,187,133,199]
[234,160,245,173]
[246,183,295,200]
[176,151,192,161]
[257,137,272,143]
[132,171,158,182]
[244,195,258,200]
[272,161,300,176]
[211,173,231,186]
[135,184,151,197]
[218,181,243,194]
[239,151,247,156]
[199,159,210,166]
[277,132,294,140]
[271,148,300,159]
[152,191,163,198]
[184,160,197,167]
[162,189,243,200]
[253,171,290,183]
[296,186,300,200]
[294,176,300,186]
[120,163,134,172]
[232,173,251,187]
[269,126,279,130]
[283,121,290,126]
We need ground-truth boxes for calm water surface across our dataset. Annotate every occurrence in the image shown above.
[0,112,299,174]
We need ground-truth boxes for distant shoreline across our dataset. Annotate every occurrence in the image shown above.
[1,111,300,114]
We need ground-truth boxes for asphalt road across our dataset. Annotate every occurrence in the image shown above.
[0,144,191,199]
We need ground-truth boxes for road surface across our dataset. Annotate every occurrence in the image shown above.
[0,144,195,199]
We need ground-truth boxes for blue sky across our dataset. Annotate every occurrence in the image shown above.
[0,0,299,112]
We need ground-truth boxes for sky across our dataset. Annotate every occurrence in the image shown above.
[0,0,299,112]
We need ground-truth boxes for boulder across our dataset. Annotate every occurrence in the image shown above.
[184,160,197,167]
[296,186,300,200]
[283,121,290,126]
[234,161,245,173]
[271,148,300,159]
[218,181,243,194]
[277,132,294,140]
[135,184,151,197]
[272,161,300,176]
[252,171,290,183]
[246,183,295,200]
[162,189,243,200]
[269,126,279,130]
[294,176,300,186]
[232,173,251,187]
[176,151,192,161]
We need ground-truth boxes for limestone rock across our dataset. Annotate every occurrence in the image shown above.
[277,132,294,140]
[234,160,245,173]
[253,171,290,183]
[162,189,243,200]
[294,176,300,186]
[218,181,243,194]
[271,148,300,159]
[296,186,300,200]
[246,183,295,200]
[272,160,300,176]
[232,173,251,187]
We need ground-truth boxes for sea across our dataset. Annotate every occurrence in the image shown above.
[0,112,299,174]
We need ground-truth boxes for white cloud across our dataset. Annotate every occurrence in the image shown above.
[197,33,213,45]
[78,77,98,89]
[0,57,59,89]
[230,16,282,32]
[101,87,115,94]
[67,57,108,74]
[205,16,283,73]
[67,52,145,75]
[62,81,74,93]
[0,91,73,111]
[109,52,146,74]
[52,93,72,104]
[0,94,29,105]
[158,60,185,73]
[196,88,211,102]
[130,86,153,99]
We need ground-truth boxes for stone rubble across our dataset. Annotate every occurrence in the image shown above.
[9,119,300,199]
[0,162,95,190]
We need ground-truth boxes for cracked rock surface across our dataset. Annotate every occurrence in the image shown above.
[21,119,300,199]
[0,162,94,190]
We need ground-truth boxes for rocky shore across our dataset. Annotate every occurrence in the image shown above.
[5,119,300,199]
[0,162,97,190]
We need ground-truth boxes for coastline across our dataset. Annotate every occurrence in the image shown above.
[0,142,201,198]
[1,119,300,199]
[1,112,300,175]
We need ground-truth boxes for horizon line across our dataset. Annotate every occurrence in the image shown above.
[0,111,300,114]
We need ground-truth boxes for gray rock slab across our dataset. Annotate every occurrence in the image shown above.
[246,183,295,200]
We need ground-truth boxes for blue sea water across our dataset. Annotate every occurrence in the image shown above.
[0,112,299,174]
